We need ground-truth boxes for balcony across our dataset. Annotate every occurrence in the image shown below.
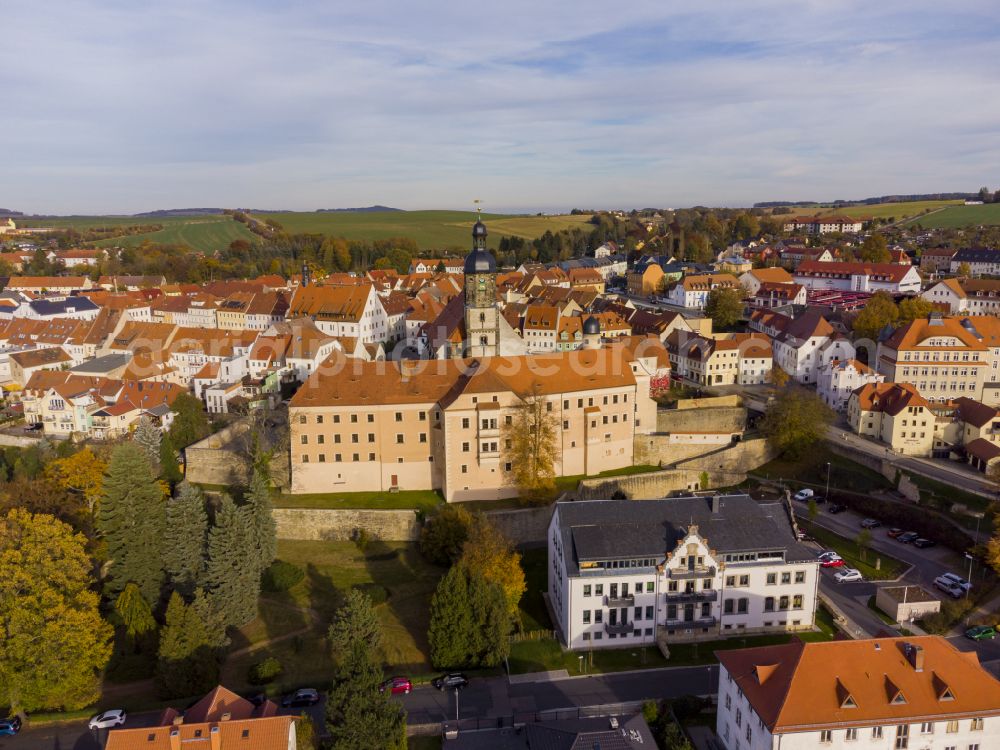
[665,590,718,604]
[603,594,635,607]
[663,615,717,629]
[669,566,716,580]
[604,620,634,636]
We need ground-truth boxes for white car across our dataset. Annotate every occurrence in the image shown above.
[793,489,814,502]
[817,551,842,561]
[834,568,863,584]
[89,709,126,730]
[939,572,972,592]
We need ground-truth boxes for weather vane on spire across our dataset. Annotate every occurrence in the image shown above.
[474,198,482,219]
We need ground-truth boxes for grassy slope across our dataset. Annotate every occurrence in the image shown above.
[904,203,1000,228]
[809,200,962,220]
[91,217,258,253]
[254,210,594,249]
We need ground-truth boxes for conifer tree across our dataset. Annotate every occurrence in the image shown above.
[159,434,183,485]
[156,591,218,698]
[132,416,162,469]
[467,573,511,668]
[163,481,208,597]
[428,565,474,669]
[245,467,276,574]
[115,582,156,640]
[328,589,382,662]
[204,495,259,628]
[97,443,166,602]
[192,588,231,649]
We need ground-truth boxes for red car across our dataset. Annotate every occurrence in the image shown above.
[820,557,845,568]
[379,677,412,695]
[887,528,904,538]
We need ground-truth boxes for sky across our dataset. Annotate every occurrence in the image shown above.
[3,0,1000,215]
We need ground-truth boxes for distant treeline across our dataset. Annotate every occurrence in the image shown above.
[754,193,977,208]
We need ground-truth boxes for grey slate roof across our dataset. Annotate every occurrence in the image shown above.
[29,297,99,316]
[69,352,132,374]
[556,494,813,575]
[953,247,1000,263]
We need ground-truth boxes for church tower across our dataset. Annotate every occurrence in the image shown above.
[463,216,499,358]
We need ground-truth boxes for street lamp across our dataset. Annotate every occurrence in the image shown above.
[825,462,832,500]
[965,553,975,600]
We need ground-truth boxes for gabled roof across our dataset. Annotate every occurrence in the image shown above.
[795,261,915,283]
[748,267,794,284]
[852,382,928,415]
[882,315,1000,352]
[717,637,1000,733]
[954,397,1000,428]
[288,283,374,322]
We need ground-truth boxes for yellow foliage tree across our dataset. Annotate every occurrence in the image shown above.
[459,515,526,624]
[502,385,558,500]
[44,447,108,513]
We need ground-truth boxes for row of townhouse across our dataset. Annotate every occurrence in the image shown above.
[288,341,668,502]
[950,247,1000,276]
[793,260,921,294]
[921,278,1000,315]
[782,215,865,233]
[666,331,773,386]
[748,309,855,385]
[665,273,742,309]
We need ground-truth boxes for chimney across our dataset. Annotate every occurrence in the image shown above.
[711,494,721,514]
[169,728,181,750]
[910,644,924,672]
[221,712,231,721]
[172,715,183,726]
[210,725,222,750]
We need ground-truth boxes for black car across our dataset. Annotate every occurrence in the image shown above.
[281,688,320,708]
[827,504,846,514]
[913,538,936,548]
[432,673,469,691]
[897,532,920,544]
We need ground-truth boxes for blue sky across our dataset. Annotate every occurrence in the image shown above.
[3,0,999,214]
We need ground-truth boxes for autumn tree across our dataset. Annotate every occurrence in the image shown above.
[204,495,259,628]
[459,514,526,623]
[768,364,790,388]
[98,443,167,602]
[852,291,899,342]
[0,509,113,712]
[704,286,745,328]
[419,504,472,566]
[164,481,209,597]
[898,296,933,325]
[43,446,107,513]
[156,591,218,698]
[761,388,834,460]
[115,582,156,641]
[502,386,558,499]
[858,233,891,263]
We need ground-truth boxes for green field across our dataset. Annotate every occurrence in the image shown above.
[810,200,962,221]
[253,210,594,249]
[903,203,1000,228]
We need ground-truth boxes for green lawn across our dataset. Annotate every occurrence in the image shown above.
[810,200,962,220]
[753,449,893,495]
[518,548,550,632]
[275,489,444,511]
[798,519,905,580]
[408,737,442,750]
[906,474,992,514]
[905,203,1000,229]
[253,210,594,250]
[222,540,445,691]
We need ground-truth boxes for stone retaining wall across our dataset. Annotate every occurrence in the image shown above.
[274,507,422,541]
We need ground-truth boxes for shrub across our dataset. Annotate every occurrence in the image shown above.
[642,700,660,725]
[248,656,283,685]
[352,583,389,606]
[353,528,371,551]
[262,560,305,592]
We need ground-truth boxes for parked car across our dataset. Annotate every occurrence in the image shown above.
[827,504,846,514]
[88,709,126,730]
[432,673,469,691]
[861,518,881,529]
[817,550,841,561]
[887,528,904,538]
[939,572,972,592]
[821,557,845,568]
[897,532,920,544]
[379,677,413,695]
[793,489,814,502]
[965,625,997,641]
[933,575,964,598]
[0,717,22,736]
[281,689,320,708]
[912,538,936,548]
[834,568,863,583]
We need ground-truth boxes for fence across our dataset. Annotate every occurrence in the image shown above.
[436,702,646,735]
[509,629,554,644]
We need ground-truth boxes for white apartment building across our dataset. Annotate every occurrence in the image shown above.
[548,494,820,653]
[782,215,864,234]
[793,261,921,294]
[666,332,772,386]
[289,283,390,344]
[950,248,1000,277]
[817,358,884,412]
[921,278,1000,316]
[666,274,742,310]
[715,636,1000,750]
[749,309,855,385]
